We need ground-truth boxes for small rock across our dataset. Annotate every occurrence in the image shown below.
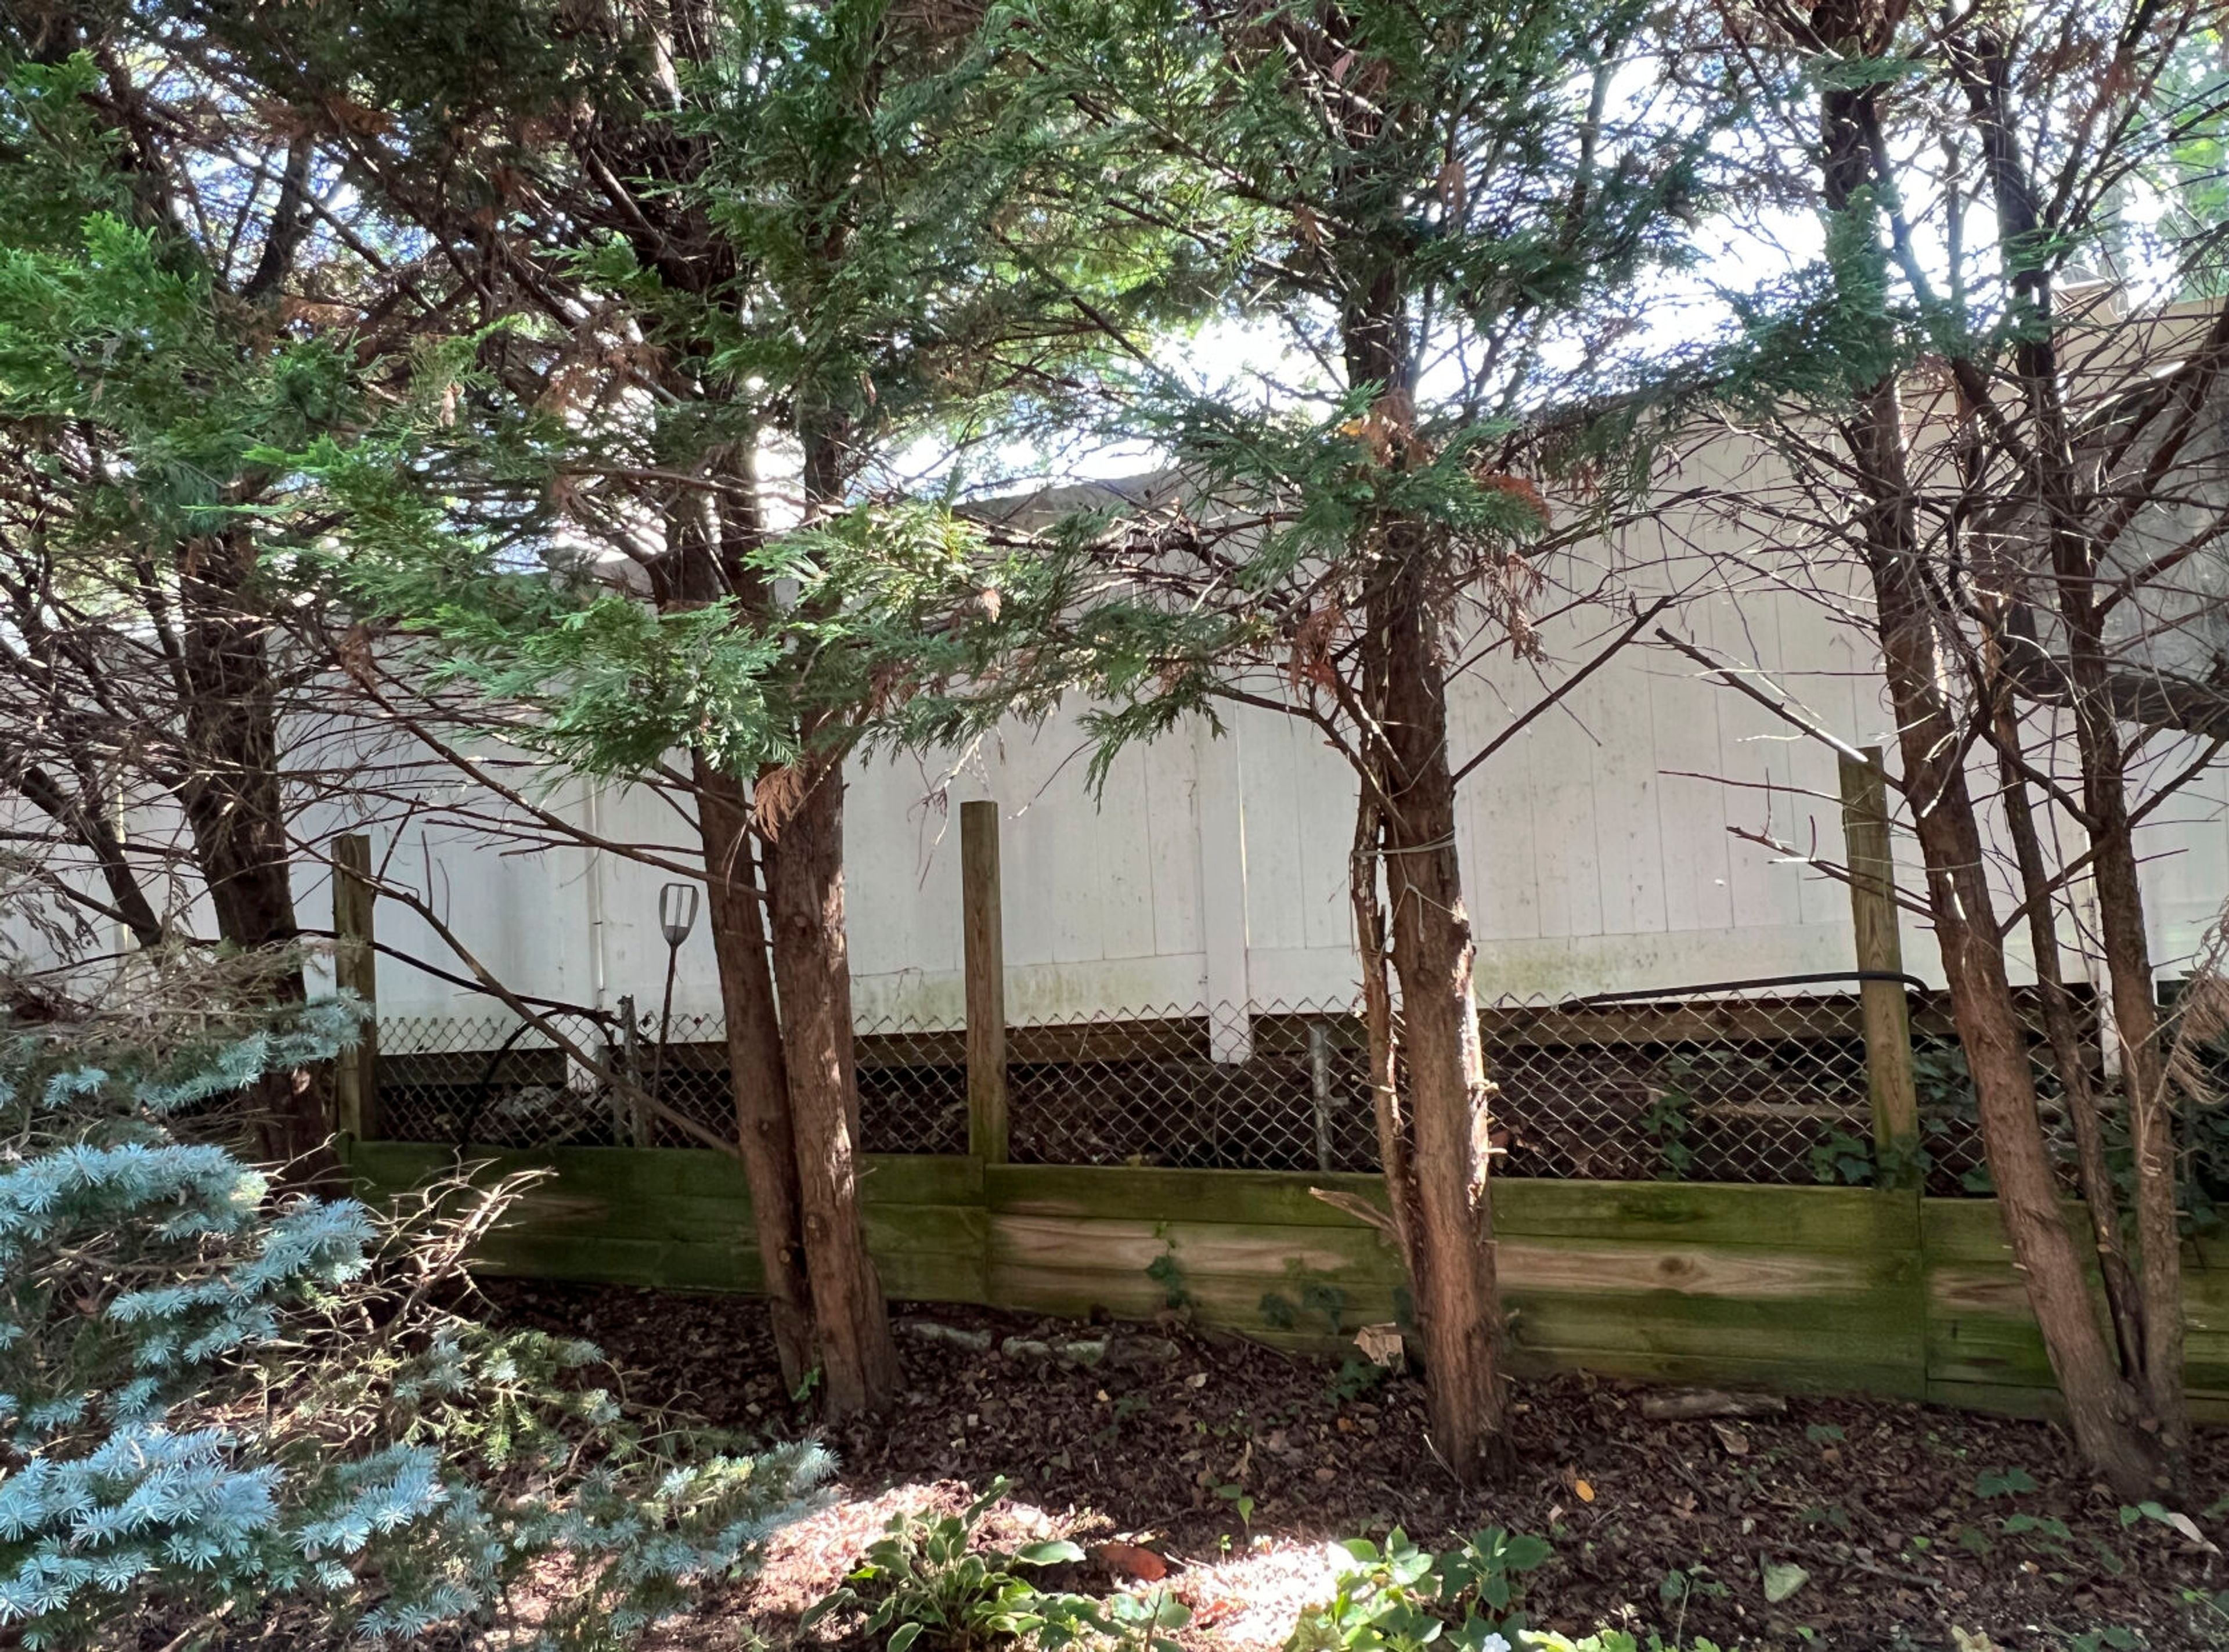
[1002,1336,1054,1360]
[1056,1337,1110,1366]
[900,1319,994,1352]
[1640,1388,1788,1421]
[1105,1334,1181,1369]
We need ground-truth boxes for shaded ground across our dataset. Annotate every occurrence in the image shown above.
[480,1280,2229,1651]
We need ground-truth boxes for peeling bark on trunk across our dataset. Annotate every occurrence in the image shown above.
[1349,787,1415,1275]
[1331,222,1510,1480]
[693,749,816,1390]
[1373,560,1510,1484]
[178,535,298,957]
[1907,787,2159,1495]
[763,749,899,1418]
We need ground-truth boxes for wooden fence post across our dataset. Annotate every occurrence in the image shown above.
[333,834,380,1141]
[1839,749,1918,1184]
[962,800,1008,1164]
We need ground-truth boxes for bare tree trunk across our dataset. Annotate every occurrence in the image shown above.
[1852,383,2163,1497]
[176,526,325,1168]
[1947,17,2185,1476]
[763,747,899,1417]
[178,535,299,958]
[2078,706,2185,1471]
[1990,705,2145,1373]
[1911,793,2159,1491]
[1797,34,2168,1489]
[1375,561,1509,1484]
[692,750,817,1390]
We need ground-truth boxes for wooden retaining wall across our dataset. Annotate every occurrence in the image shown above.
[347,1142,2229,1417]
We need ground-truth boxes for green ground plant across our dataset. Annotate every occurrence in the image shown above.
[802,1477,1187,1651]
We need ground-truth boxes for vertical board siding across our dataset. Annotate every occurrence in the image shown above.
[28,459,2220,1025]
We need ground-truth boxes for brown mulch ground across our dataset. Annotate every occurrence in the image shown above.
[479,1279,2229,1652]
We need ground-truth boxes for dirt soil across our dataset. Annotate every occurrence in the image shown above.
[479,1280,2229,1652]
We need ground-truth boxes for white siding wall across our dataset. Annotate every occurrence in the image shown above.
[13,445,2228,1027]
[342,557,2227,1028]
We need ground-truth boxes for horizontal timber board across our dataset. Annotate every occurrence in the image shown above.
[487,1188,987,1257]
[973,1267,1918,1369]
[1506,1346,1927,1401]
[990,1215,1397,1281]
[362,1143,1918,1254]
[1509,1289,1924,1366]
[990,1165,1917,1251]
[1925,1379,2229,1425]
[985,1262,1401,1330]
[348,1141,983,1207]
[1929,1263,2229,1345]
[471,1234,759,1293]
[1927,1315,2229,1394]
[470,1232,983,1304]
[1500,1238,1916,1300]
[1495,1180,1918,1250]
[341,1143,2229,1404]
[987,1164,1388,1227]
[987,1217,1909,1304]
[1916,1197,2194,1265]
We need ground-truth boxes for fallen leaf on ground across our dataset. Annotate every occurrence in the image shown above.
[2161,1509,2219,1552]
[1095,1541,1169,1582]
[1352,1323,1404,1368]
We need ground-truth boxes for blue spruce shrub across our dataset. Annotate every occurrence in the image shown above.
[0,982,826,1647]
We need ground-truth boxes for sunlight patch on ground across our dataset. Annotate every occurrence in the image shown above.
[1166,1537,1344,1649]
[738,1478,1081,1621]
[638,1478,1347,1650]
[745,1480,969,1619]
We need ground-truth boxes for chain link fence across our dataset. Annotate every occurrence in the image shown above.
[1906,986,2112,1199]
[374,983,2107,1192]
[378,1007,972,1154]
[1487,993,1874,1185]
[381,1011,633,1149]
[1490,986,2097,1194]
[998,992,1884,1184]
[856,1013,971,1155]
[1004,1002,1380,1171]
